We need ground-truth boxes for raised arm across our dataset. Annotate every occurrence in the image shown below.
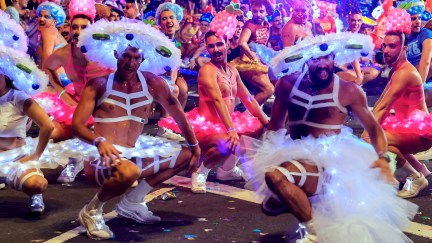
[418,38,432,83]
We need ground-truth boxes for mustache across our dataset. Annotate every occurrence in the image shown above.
[73,34,79,39]
[62,31,70,36]
[213,52,222,57]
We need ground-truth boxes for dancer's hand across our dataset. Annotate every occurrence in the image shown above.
[371,158,395,184]
[97,141,122,168]
[226,130,240,153]
[186,145,201,176]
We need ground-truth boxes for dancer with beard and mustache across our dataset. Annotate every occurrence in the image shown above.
[159,30,269,193]
[34,0,111,183]
[363,29,432,199]
[231,0,274,106]
[57,20,71,42]
[240,32,417,242]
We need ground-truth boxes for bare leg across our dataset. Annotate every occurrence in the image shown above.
[240,70,274,105]
[176,76,188,109]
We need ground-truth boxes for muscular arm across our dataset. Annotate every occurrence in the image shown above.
[40,30,55,69]
[351,59,363,84]
[267,75,291,131]
[235,67,268,125]
[43,50,65,92]
[22,99,54,159]
[418,39,432,83]
[198,65,236,130]
[349,84,387,154]
[239,27,255,60]
[281,23,296,47]
[71,78,101,144]
[145,72,197,145]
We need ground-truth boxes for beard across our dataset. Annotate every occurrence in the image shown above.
[309,67,334,89]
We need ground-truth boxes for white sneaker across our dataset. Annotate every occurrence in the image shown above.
[79,206,114,240]
[0,183,5,190]
[295,223,317,243]
[57,157,84,183]
[30,194,45,215]
[115,196,161,224]
[156,127,185,141]
[191,172,207,193]
[216,166,245,181]
[397,173,429,198]
[414,148,432,161]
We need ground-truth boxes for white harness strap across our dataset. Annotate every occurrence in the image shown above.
[268,160,324,195]
[7,168,44,191]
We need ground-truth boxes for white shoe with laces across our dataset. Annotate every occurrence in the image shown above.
[115,196,161,224]
[79,205,114,240]
[295,222,317,243]
[57,157,84,183]
[397,173,429,198]
[156,127,185,141]
[30,194,45,215]
[216,166,246,181]
[191,172,207,193]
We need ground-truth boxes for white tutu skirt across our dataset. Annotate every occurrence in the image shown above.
[240,128,418,243]
[0,137,69,177]
[49,135,182,162]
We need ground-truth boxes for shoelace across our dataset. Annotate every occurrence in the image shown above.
[403,177,413,192]
[61,164,75,178]
[31,195,43,207]
[92,211,108,230]
[296,223,306,240]
[195,173,206,184]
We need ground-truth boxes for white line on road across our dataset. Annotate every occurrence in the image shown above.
[44,187,175,243]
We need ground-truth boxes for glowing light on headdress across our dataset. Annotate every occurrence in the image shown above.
[155,3,183,26]
[340,0,361,15]
[209,0,242,39]
[385,8,411,35]
[270,32,374,76]
[77,20,181,75]
[36,2,66,27]
[69,0,96,21]
[0,10,28,52]
[267,9,280,22]
[362,16,377,26]
[200,12,214,23]
[398,0,425,15]
[0,46,48,95]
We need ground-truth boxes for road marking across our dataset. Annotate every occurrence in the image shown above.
[44,187,174,243]
[164,175,432,240]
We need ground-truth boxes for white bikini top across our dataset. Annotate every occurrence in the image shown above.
[0,89,30,138]
[95,72,153,124]
[288,68,348,130]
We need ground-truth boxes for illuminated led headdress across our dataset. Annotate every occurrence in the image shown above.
[0,10,28,52]
[200,12,214,23]
[36,2,66,27]
[209,0,243,39]
[77,20,181,75]
[155,3,184,26]
[267,9,280,22]
[386,8,411,35]
[270,32,374,76]
[69,0,96,21]
[0,46,48,95]
[340,0,361,15]
[398,0,425,15]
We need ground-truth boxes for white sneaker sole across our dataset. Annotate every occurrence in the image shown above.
[191,186,206,194]
[397,180,429,199]
[78,211,112,241]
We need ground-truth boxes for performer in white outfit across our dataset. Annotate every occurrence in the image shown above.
[62,20,200,240]
[241,32,418,242]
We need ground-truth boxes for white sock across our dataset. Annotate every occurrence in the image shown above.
[126,180,153,203]
[196,163,211,176]
[86,194,105,212]
[400,162,420,178]
[221,154,238,171]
